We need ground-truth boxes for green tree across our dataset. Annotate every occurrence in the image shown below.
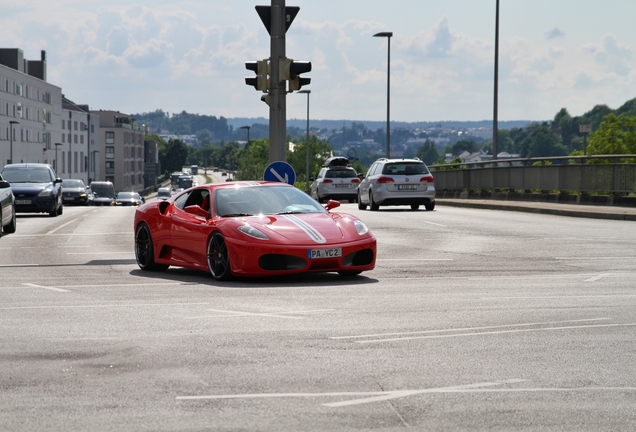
[416,139,440,165]
[160,138,189,174]
[587,114,636,163]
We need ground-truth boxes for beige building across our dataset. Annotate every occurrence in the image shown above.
[0,49,62,168]
[91,110,147,192]
[59,97,100,185]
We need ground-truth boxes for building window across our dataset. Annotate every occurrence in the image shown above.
[91,125,94,133]
[80,135,84,144]
[74,135,78,144]
[74,121,78,131]
[105,132,114,144]
[105,146,115,159]
[105,161,115,174]
[62,119,65,130]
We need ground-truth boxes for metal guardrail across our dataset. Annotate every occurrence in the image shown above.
[429,155,636,194]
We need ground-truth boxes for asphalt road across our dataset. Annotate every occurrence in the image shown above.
[1,202,635,431]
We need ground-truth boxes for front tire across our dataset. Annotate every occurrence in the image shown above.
[357,192,367,210]
[135,223,169,271]
[369,192,379,211]
[4,206,16,234]
[207,232,232,280]
[425,202,435,211]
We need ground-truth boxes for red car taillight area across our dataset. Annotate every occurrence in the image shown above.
[322,179,333,184]
[377,177,394,184]
[351,178,360,183]
[420,175,434,183]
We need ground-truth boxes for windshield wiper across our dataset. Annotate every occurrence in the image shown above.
[222,213,254,217]
[275,211,308,215]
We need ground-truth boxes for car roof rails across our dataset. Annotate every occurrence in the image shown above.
[323,156,350,167]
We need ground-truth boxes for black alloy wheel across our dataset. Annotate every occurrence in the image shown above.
[135,223,169,271]
[207,232,232,280]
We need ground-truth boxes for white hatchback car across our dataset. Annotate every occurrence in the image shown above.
[357,158,435,211]
[310,157,360,203]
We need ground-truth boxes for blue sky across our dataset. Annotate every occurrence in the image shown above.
[3,1,635,123]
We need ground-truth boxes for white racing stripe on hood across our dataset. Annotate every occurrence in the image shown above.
[282,214,327,244]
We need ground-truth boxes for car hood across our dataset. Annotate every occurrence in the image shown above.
[63,187,85,193]
[233,212,360,245]
[8,182,51,192]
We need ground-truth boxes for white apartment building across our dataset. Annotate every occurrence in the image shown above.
[0,49,62,169]
[59,97,100,185]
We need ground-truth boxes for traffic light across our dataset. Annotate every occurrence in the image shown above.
[279,58,311,92]
[245,59,270,91]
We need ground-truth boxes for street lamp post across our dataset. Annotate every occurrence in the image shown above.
[9,120,19,165]
[55,143,63,174]
[373,32,392,159]
[239,126,251,180]
[297,90,311,192]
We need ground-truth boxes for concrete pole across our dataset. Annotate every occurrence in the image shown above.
[269,0,287,163]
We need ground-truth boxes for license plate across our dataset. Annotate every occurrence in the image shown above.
[15,199,31,205]
[64,197,74,201]
[334,184,350,188]
[308,248,342,259]
[397,184,418,190]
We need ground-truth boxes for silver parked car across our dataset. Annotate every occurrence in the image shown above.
[0,172,17,235]
[357,158,435,211]
[310,157,360,203]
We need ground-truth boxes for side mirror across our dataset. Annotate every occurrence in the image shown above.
[0,180,10,188]
[185,205,210,218]
[54,178,63,184]
[324,200,341,211]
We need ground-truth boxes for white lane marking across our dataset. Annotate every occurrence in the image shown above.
[0,302,209,311]
[355,322,636,344]
[585,274,610,282]
[330,318,609,340]
[555,257,636,260]
[22,282,69,293]
[324,380,527,407]
[185,308,335,320]
[423,221,446,227]
[45,219,78,235]
[0,264,40,267]
[9,232,131,238]
[377,259,453,261]
[66,252,133,255]
[176,379,527,405]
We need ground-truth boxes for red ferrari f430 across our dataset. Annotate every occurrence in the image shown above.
[134,181,376,280]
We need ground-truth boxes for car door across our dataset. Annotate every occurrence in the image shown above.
[0,175,13,227]
[167,188,211,268]
[358,163,377,203]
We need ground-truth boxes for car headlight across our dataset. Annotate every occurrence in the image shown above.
[237,224,269,240]
[38,188,53,197]
[353,219,369,235]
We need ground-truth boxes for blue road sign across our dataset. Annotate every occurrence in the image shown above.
[263,161,296,184]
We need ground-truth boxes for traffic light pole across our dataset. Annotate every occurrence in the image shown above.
[269,0,287,163]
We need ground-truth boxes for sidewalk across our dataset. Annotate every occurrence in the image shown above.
[436,198,636,221]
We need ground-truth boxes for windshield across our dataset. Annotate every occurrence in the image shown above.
[62,179,85,188]
[214,185,326,217]
[91,184,115,198]
[117,192,134,199]
[382,163,429,175]
[325,169,357,179]
[2,167,53,183]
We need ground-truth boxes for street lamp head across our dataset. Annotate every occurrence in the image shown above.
[297,90,311,94]
[10,120,20,125]
[373,32,393,38]
[239,125,250,131]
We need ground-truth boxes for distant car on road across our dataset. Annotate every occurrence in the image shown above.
[61,179,90,206]
[0,172,16,235]
[157,187,172,200]
[90,181,116,206]
[0,163,63,217]
[116,191,143,206]
[358,157,435,211]
[310,157,360,203]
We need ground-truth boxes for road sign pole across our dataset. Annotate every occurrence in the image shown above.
[269,0,287,163]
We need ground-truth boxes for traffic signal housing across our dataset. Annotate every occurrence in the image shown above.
[279,58,311,92]
[245,59,270,91]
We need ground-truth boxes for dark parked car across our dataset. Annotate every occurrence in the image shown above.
[0,172,17,235]
[0,163,63,217]
[61,179,90,206]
